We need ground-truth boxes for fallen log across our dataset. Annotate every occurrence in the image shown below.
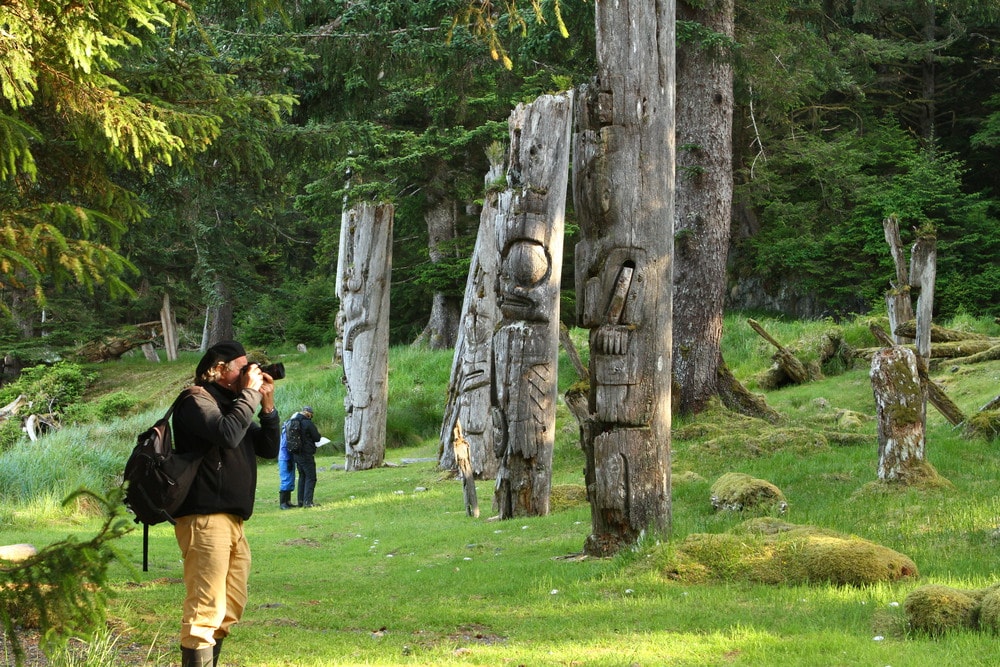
[74,328,154,362]
[946,344,1000,367]
[747,318,812,386]
[857,339,995,361]
[893,320,991,343]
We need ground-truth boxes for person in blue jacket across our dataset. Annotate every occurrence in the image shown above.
[278,417,298,510]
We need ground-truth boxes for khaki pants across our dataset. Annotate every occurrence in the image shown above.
[174,514,250,649]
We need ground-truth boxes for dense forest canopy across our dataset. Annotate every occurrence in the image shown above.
[1,0,998,355]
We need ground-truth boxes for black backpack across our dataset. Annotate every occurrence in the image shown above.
[123,388,203,527]
[285,417,303,454]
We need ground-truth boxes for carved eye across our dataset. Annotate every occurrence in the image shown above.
[503,240,549,287]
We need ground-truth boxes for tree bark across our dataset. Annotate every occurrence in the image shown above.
[418,195,461,349]
[203,277,234,349]
[573,0,675,555]
[672,0,735,416]
[493,92,573,519]
[871,346,927,482]
[338,202,393,471]
[160,293,178,362]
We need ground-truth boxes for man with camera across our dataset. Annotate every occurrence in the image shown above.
[170,340,280,667]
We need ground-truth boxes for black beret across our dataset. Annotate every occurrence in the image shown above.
[195,340,247,382]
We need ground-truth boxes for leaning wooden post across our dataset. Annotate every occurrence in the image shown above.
[871,346,929,482]
[883,215,915,344]
[573,1,675,555]
[337,202,393,471]
[492,92,573,519]
[438,155,503,480]
[452,420,480,518]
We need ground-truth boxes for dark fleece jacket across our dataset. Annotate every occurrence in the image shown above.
[172,383,280,520]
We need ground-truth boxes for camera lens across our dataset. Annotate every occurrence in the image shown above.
[260,362,285,380]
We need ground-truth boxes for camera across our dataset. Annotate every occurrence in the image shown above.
[244,362,285,380]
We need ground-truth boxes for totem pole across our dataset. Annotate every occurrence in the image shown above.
[573,0,675,555]
[492,92,573,518]
[337,202,393,471]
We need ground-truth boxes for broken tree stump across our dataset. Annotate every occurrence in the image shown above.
[870,324,966,426]
[871,346,932,482]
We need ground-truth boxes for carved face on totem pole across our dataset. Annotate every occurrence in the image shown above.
[497,205,557,324]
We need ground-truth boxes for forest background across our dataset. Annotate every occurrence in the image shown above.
[3,0,1000,356]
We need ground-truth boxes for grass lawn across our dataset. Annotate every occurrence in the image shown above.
[3,315,1000,665]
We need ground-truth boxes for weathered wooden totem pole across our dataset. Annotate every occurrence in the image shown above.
[493,92,574,518]
[573,0,675,555]
[337,201,393,471]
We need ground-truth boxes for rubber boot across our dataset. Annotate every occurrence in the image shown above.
[181,646,214,667]
[303,478,317,507]
[213,637,223,666]
[279,491,293,510]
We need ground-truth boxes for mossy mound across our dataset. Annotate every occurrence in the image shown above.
[666,519,918,586]
[977,585,1000,633]
[696,427,830,459]
[964,410,1000,442]
[904,584,981,635]
[710,472,787,514]
[905,582,1000,635]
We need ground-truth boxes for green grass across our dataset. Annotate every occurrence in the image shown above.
[2,314,1000,665]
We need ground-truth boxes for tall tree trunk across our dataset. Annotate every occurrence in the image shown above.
[418,195,461,349]
[439,165,503,479]
[672,0,736,416]
[338,202,393,471]
[573,0,675,556]
[203,277,234,347]
[492,92,573,519]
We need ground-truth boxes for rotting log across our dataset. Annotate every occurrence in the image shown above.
[894,321,990,343]
[747,318,811,385]
[869,324,965,426]
[857,340,995,362]
[946,344,1000,367]
[74,329,154,362]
